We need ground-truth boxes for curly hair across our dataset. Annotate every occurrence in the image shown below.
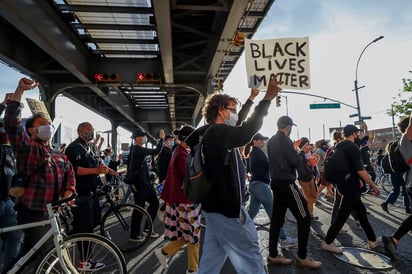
[202,93,238,124]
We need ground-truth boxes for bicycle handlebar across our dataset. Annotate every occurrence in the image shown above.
[51,192,78,207]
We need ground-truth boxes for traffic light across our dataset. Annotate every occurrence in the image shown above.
[276,96,281,107]
[136,72,161,84]
[94,73,121,83]
[233,32,245,47]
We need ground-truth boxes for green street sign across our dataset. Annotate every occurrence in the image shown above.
[309,103,341,109]
[349,113,358,118]
[362,116,371,120]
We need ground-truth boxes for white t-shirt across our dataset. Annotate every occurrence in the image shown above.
[399,134,412,187]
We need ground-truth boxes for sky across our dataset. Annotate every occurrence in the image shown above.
[0,0,412,145]
[224,0,412,142]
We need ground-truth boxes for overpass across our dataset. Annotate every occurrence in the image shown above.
[0,0,275,145]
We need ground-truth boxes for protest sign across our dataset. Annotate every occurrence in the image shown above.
[245,36,310,90]
[26,98,52,122]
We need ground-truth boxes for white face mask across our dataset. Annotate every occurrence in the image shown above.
[224,112,238,126]
[36,125,54,141]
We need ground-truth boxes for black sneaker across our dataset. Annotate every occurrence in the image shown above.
[381,202,389,214]
[382,235,397,261]
[406,208,411,214]
[77,259,105,272]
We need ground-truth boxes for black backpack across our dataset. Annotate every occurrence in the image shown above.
[324,142,351,185]
[382,139,409,174]
[0,144,17,199]
[183,126,213,202]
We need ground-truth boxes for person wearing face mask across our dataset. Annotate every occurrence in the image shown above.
[321,124,380,254]
[128,127,165,241]
[103,147,122,184]
[185,75,282,274]
[65,122,111,271]
[156,134,175,186]
[3,78,76,272]
[266,116,321,269]
[295,137,319,221]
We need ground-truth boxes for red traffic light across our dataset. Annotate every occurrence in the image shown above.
[136,72,161,83]
[94,73,121,83]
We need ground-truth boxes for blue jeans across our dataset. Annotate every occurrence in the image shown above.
[386,172,410,209]
[0,200,22,271]
[121,184,132,204]
[199,207,266,274]
[247,180,288,239]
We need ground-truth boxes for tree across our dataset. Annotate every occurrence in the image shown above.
[389,71,412,118]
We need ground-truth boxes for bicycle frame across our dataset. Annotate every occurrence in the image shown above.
[0,203,76,274]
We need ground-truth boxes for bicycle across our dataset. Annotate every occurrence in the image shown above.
[375,167,392,194]
[98,181,153,252]
[0,194,127,273]
[362,168,392,195]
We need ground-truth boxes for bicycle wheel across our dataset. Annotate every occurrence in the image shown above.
[380,175,393,194]
[36,233,127,274]
[100,203,153,252]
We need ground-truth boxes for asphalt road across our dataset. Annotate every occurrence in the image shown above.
[125,189,412,274]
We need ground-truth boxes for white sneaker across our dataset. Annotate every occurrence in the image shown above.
[321,240,343,254]
[368,240,378,249]
[154,248,168,269]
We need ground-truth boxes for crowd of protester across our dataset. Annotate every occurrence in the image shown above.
[1,76,412,274]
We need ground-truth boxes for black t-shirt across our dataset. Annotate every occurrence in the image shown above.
[340,140,364,185]
[65,138,101,195]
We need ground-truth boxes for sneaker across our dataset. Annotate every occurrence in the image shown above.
[296,256,322,269]
[368,240,378,249]
[267,255,292,265]
[155,248,168,269]
[77,259,105,272]
[321,240,343,254]
[129,235,145,242]
[381,202,389,214]
[406,208,411,214]
[311,216,320,222]
[382,235,397,261]
[279,237,297,248]
[144,231,160,238]
[150,232,159,238]
[186,270,198,274]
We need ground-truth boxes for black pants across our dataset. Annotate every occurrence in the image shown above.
[130,184,159,237]
[393,214,412,241]
[71,194,101,234]
[325,183,376,244]
[269,181,311,259]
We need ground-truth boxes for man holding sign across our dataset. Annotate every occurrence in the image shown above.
[245,37,310,90]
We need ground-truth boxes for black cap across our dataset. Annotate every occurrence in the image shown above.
[131,128,146,138]
[277,116,297,129]
[253,133,268,140]
[174,125,195,141]
[343,124,363,137]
